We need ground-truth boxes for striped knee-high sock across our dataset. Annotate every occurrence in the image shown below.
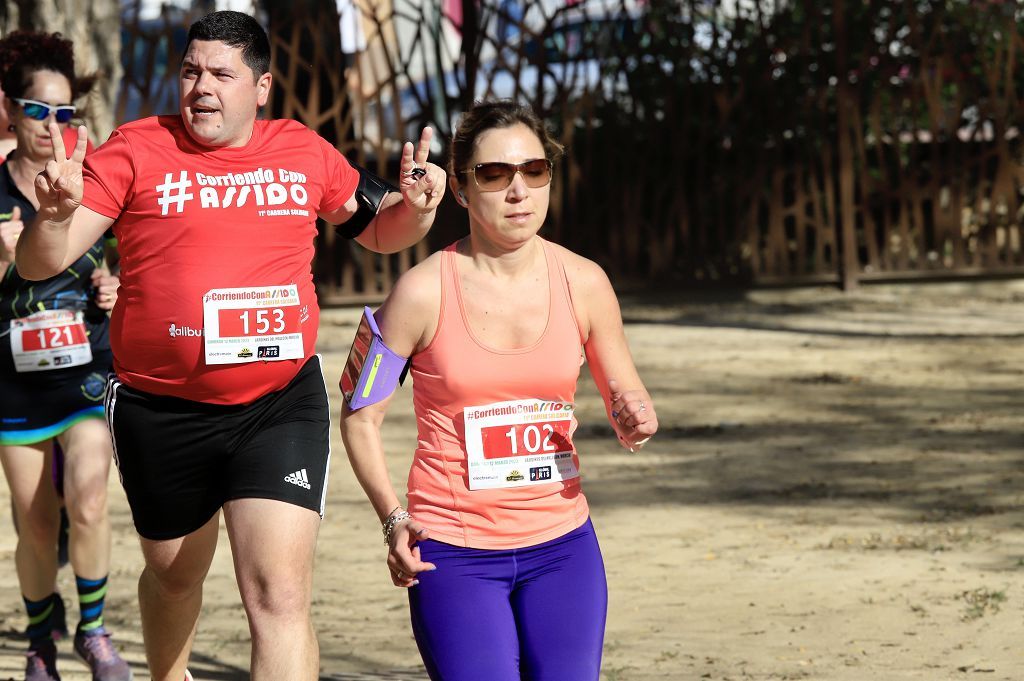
[75,575,108,634]
[23,593,57,646]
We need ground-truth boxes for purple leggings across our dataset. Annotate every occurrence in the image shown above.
[408,518,608,681]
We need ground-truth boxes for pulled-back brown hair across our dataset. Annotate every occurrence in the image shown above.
[0,30,94,100]
[449,100,564,181]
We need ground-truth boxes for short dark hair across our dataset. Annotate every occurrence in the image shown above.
[0,30,94,100]
[449,100,564,180]
[185,11,271,80]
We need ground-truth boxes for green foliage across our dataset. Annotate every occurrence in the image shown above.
[572,0,1023,147]
[531,0,1024,281]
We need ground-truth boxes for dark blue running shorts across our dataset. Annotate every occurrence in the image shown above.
[0,338,111,446]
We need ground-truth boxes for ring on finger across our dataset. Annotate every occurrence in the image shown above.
[402,167,426,180]
[639,401,646,411]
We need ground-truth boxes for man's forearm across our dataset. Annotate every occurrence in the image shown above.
[362,193,434,254]
[16,216,73,281]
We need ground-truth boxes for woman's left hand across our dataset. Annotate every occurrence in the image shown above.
[399,127,446,214]
[91,269,119,311]
[608,378,658,452]
[387,515,436,588]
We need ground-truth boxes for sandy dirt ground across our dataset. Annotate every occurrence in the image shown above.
[1,279,1023,680]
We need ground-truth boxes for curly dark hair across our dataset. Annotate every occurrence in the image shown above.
[0,30,93,100]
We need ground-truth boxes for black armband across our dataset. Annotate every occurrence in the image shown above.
[336,165,399,239]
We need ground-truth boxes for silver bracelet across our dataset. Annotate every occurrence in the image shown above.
[382,508,412,546]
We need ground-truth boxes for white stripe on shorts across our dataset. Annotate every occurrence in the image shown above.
[104,375,124,485]
[313,354,331,519]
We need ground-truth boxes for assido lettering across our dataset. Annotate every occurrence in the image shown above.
[155,168,311,217]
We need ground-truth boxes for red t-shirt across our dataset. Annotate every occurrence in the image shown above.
[82,116,358,404]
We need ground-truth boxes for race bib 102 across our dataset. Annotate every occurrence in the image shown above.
[463,398,578,490]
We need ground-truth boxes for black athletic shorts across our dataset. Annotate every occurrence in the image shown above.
[106,355,331,540]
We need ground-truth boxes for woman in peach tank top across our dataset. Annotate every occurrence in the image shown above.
[340,100,658,681]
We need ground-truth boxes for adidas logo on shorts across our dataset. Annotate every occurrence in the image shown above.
[284,468,312,489]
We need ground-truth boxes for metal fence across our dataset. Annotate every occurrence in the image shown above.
[116,0,1024,298]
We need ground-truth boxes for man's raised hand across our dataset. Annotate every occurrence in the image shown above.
[34,123,88,224]
[399,127,445,214]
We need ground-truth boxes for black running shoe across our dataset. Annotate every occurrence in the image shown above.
[25,639,61,681]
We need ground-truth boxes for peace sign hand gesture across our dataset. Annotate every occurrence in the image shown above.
[399,127,445,214]
[34,122,88,224]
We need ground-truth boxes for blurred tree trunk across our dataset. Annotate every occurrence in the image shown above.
[2,0,121,142]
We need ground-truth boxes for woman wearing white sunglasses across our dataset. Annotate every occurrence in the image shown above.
[0,30,130,681]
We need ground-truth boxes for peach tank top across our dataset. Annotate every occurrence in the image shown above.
[406,238,591,549]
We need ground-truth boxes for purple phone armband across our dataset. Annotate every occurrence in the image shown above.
[339,307,410,409]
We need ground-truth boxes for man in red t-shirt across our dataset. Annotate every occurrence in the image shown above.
[17,10,444,681]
